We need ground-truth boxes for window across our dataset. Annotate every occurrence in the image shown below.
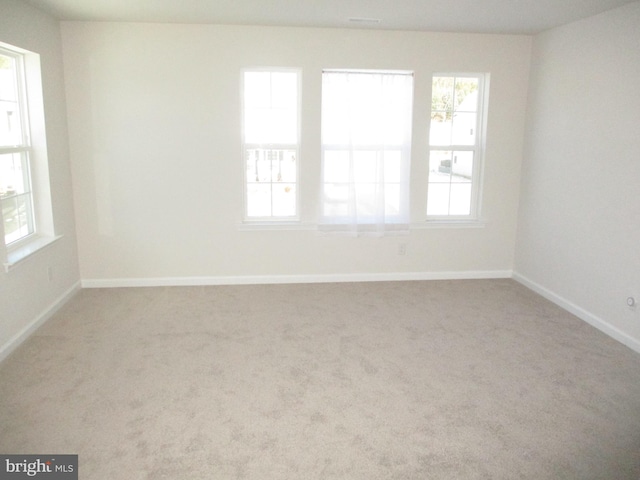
[427,74,488,219]
[320,70,413,235]
[242,69,299,221]
[0,42,56,270]
[0,48,34,245]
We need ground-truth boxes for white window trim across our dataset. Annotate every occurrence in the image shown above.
[426,72,490,223]
[241,67,302,224]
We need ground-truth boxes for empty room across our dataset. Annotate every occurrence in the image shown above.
[1,0,639,478]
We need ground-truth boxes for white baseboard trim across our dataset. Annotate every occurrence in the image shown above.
[81,270,513,288]
[513,272,640,354]
[0,281,81,363]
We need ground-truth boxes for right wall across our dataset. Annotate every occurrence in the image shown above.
[514,1,640,351]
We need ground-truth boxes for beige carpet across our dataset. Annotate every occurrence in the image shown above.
[1,279,640,479]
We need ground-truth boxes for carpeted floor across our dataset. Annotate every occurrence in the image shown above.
[1,279,640,479]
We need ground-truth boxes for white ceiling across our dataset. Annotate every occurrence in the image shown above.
[23,0,637,34]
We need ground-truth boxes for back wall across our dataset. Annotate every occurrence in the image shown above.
[61,22,531,285]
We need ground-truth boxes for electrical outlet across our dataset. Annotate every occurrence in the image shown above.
[398,243,406,256]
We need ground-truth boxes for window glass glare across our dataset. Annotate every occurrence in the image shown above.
[0,152,30,195]
[449,183,472,215]
[323,183,350,217]
[243,70,299,220]
[426,183,450,216]
[0,54,23,147]
[323,151,350,183]
[1,152,34,243]
[320,70,413,227]
[272,184,296,216]
[246,183,272,217]
[244,71,297,145]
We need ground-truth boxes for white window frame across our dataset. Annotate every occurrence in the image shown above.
[241,68,301,223]
[427,73,489,222]
[0,42,58,271]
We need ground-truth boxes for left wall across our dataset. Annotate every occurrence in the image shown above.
[0,0,80,359]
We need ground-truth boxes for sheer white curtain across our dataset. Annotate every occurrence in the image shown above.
[319,70,414,236]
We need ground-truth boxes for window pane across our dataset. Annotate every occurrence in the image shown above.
[432,77,454,112]
[354,183,376,217]
[246,149,297,183]
[451,112,477,145]
[429,112,451,146]
[244,109,270,144]
[243,71,297,144]
[454,78,479,112]
[321,81,350,145]
[430,76,480,147]
[246,184,271,217]
[449,184,472,215]
[269,108,297,144]
[0,54,23,147]
[324,151,349,183]
[271,72,297,109]
[427,150,474,216]
[428,150,453,182]
[274,150,296,183]
[272,184,296,216]
[2,196,18,242]
[246,149,272,182]
[383,151,402,183]
[323,183,349,217]
[244,72,270,108]
[2,193,33,244]
[426,183,450,216]
[384,183,401,216]
[353,151,378,183]
[0,151,30,195]
[451,151,473,182]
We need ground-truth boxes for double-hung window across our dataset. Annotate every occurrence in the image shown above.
[0,47,34,246]
[320,70,414,235]
[427,74,488,220]
[242,69,300,221]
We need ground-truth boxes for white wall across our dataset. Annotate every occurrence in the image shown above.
[61,22,531,285]
[515,1,640,350]
[0,0,80,358]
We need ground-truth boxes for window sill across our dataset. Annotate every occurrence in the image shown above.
[4,234,63,273]
[238,220,487,232]
[412,220,486,229]
[238,221,315,231]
